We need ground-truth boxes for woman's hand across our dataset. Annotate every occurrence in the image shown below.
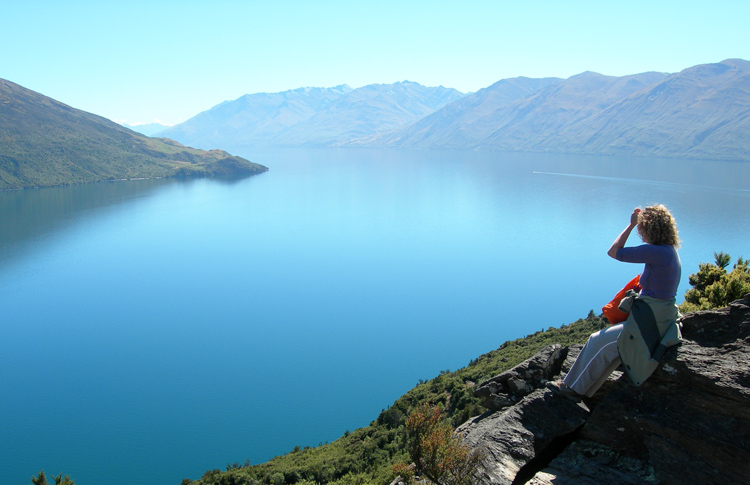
[608,208,640,259]
[630,208,641,227]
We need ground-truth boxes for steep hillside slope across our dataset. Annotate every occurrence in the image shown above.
[382,71,668,150]
[475,71,670,151]
[382,59,750,161]
[562,58,750,159]
[366,76,564,148]
[0,79,266,190]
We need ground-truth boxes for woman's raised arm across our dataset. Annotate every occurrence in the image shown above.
[607,208,640,259]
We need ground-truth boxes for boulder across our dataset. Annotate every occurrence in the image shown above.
[473,344,572,411]
[457,390,589,484]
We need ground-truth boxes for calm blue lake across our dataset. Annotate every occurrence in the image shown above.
[1,149,748,485]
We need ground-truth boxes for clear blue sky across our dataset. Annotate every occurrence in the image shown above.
[2,0,748,126]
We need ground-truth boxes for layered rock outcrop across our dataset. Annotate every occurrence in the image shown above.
[459,295,750,484]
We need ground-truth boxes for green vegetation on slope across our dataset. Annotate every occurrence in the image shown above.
[186,250,749,485]
[680,251,750,312]
[0,78,267,190]
[184,312,608,485]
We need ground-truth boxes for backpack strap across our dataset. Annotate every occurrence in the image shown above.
[631,297,661,358]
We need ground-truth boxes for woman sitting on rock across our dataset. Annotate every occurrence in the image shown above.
[548,204,683,400]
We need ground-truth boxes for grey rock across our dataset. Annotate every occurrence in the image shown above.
[458,390,590,484]
[473,344,567,411]
[461,295,750,484]
[507,377,527,394]
[529,440,657,484]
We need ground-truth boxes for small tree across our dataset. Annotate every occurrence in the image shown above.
[714,251,732,270]
[393,403,482,485]
[681,253,750,312]
[31,471,75,485]
[31,472,48,485]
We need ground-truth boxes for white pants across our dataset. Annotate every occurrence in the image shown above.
[564,323,623,397]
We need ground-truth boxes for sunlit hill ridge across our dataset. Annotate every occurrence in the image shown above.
[0,79,267,191]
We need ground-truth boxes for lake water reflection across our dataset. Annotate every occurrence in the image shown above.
[1,149,748,485]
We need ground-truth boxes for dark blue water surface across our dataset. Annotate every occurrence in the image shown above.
[1,149,748,484]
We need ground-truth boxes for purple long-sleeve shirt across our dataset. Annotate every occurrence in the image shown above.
[616,244,681,300]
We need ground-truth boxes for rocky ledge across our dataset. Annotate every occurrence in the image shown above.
[459,295,750,484]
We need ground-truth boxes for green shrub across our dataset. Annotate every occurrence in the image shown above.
[31,472,75,485]
[680,253,750,312]
[395,403,482,485]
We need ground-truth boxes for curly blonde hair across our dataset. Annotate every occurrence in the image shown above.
[637,204,680,247]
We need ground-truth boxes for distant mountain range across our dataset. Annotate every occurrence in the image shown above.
[348,76,565,148]
[162,59,750,161]
[123,122,172,136]
[157,82,466,150]
[0,79,267,190]
[376,59,750,160]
